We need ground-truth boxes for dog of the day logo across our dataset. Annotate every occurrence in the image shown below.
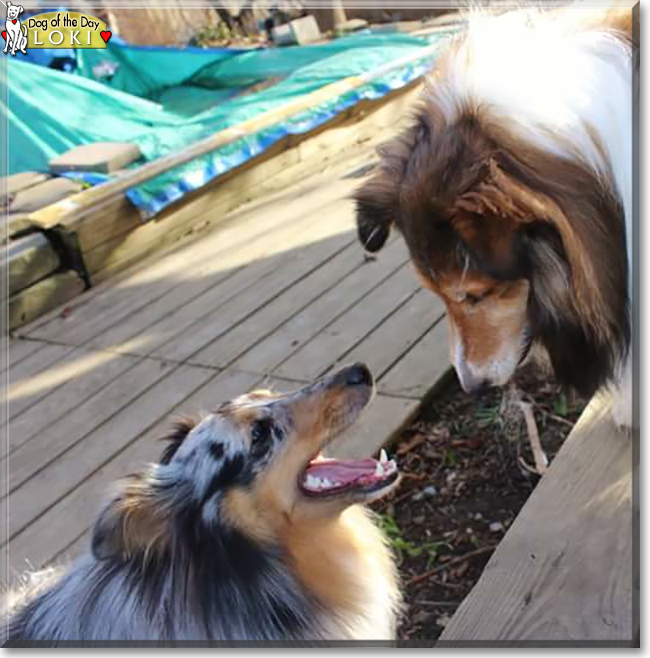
[2,4,111,56]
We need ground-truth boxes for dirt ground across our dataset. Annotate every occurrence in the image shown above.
[371,363,588,641]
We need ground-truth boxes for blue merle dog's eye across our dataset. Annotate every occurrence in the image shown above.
[251,419,272,443]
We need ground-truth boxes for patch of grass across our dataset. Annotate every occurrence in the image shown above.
[475,403,501,428]
[442,448,458,467]
[379,514,444,567]
[192,23,234,47]
[554,391,568,416]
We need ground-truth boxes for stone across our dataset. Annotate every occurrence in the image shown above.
[272,15,321,46]
[489,521,505,533]
[49,142,141,174]
[422,485,438,498]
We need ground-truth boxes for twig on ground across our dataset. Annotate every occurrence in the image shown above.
[517,454,540,476]
[397,433,426,454]
[538,409,575,428]
[517,400,548,475]
[405,545,497,588]
[380,488,417,509]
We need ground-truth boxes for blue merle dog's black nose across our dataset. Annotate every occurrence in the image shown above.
[345,363,373,387]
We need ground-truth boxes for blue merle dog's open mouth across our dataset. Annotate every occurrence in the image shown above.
[300,449,399,498]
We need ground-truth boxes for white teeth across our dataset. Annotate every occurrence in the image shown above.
[304,474,339,490]
[380,449,388,463]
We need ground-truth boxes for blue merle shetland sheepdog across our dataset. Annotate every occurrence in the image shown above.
[4,364,402,644]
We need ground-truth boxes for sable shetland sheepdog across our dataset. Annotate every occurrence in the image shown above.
[4,364,402,643]
[355,6,637,427]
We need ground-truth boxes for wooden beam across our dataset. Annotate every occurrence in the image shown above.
[439,392,636,644]
[66,81,420,282]
[8,272,84,332]
[3,233,60,298]
[26,44,441,231]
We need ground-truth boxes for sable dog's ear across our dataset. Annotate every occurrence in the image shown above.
[354,111,433,254]
[353,174,397,253]
[92,471,169,561]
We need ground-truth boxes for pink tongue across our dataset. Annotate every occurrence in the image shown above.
[306,459,377,483]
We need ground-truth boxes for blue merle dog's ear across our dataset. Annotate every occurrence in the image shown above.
[92,471,170,561]
[159,415,198,465]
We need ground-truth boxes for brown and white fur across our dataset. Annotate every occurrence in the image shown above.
[355,5,637,428]
[4,364,402,644]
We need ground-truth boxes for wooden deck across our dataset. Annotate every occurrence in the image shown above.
[1,145,449,579]
[2,140,635,645]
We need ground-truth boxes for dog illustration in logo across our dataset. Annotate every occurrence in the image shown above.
[3,1,27,56]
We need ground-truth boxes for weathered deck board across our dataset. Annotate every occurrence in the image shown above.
[4,149,451,582]
[87,189,358,357]
[3,349,139,459]
[379,316,449,399]
[5,342,73,386]
[20,165,362,345]
[439,393,635,644]
[6,343,77,420]
[340,288,445,380]
[7,369,260,576]
[156,232,358,364]
[6,364,214,544]
[223,239,407,374]
[3,338,45,372]
[4,356,173,493]
[275,263,421,381]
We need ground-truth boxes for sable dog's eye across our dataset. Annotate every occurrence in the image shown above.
[251,419,273,443]
[464,288,493,306]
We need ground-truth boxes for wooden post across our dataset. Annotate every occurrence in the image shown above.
[331,0,347,29]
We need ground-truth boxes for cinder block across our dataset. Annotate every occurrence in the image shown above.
[273,15,321,46]
[291,15,322,44]
[8,178,84,214]
[49,142,142,174]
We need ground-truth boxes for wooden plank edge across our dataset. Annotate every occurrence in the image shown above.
[438,392,635,644]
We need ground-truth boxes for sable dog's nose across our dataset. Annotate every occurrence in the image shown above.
[469,380,494,399]
[346,363,373,387]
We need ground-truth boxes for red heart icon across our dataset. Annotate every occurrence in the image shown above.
[1,30,6,40]
[100,30,111,43]
[12,19,17,24]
